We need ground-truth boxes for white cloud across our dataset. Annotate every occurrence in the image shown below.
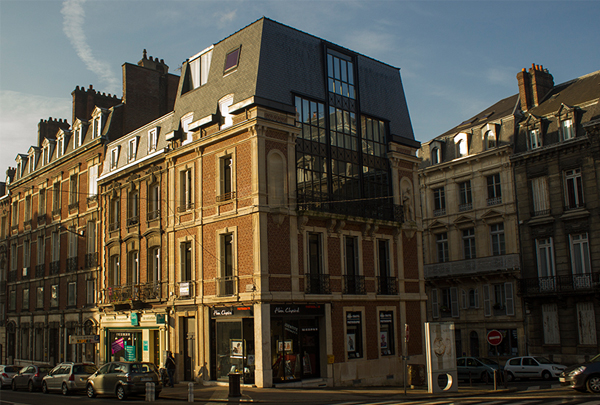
[0,90,71,169]
[61,0,120,94]
[216,10,237,28]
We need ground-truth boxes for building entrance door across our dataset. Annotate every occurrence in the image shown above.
[182,317,195,381]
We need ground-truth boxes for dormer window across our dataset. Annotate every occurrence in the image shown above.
[454,133,469,158]
[57,136,65,157]
[485,130,496,149]
[223,47,240,75]
[219,94,234,129]
[148,128,158,152]
[91,108,106,139]
[561,119,574,141]
[431,147,440,164]
[327,51,355,99]
[181,115,194,145]
[128,137,138,162]
[43,146,48,165]
[29,155,35,173]
[529,129,542,150]
[110,146,120,170]
[187,48,213,90]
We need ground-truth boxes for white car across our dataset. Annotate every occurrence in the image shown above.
[504,356,566,381]
[0,365,19,389]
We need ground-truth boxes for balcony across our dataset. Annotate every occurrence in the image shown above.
[425,254,520,279]
[297,199,404,223]
[565,202,585,211]
[487,197,502,206]
[140,281,165,300]
[103,282,166,304]
[147,210,160,221]
[377,276,398,295]
[177,203,195,213]
[87,195,98,204]
[304,273,330,294]
[50,261,60,275]
[459,203,472,212]
[433,208,446,217]
[67,257,78,272]
[531,209,550,217]
[343,275,366,295]
[35,264,45,278]
[85,252,98,268]
[68,202,78,211]
[37,213,46,225]
[216,276,236,297]
[109,222,120,232]
[127,216,139,227]
[52,208,61,217]
[520,273,600,296]
[176,280,196,299]
[217,191,236,202]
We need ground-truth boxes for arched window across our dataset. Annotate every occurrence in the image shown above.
[485,130,496,149]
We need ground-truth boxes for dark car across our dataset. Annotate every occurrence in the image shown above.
[86,361,162,400]
[559,353,600,394]
[11,364,53,391]
[457,357,502,383]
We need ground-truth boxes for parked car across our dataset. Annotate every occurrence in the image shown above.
[504,356,566,381]
[559,353,600,394]
[11,364,53,391]
[42,362,98,395]
[456,357,502,383]
[0,365,19,389]
[86,361,162,400]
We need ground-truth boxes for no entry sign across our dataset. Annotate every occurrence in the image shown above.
[487,330,503,346]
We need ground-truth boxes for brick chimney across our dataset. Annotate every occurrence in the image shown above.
[71,84,121,124]
[517,63,554,111]
[37,117,71,147]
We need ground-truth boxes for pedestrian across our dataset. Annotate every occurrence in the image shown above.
[165,351,176,387]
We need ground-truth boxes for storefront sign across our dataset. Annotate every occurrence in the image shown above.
[156,314,166,324]
[143,340,149,351]
[125,345,136,361]
[212,307,233,317]
[131,313,139,326]
[69,335,100,344]
[346,312,361,324]
[211,306,254,317]
[271,304,324,316]
[379,312,393,324]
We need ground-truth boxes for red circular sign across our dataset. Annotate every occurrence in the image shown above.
[487,330,503,346]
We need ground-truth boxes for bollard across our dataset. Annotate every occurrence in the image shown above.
[503,369,508,389]
[188,382,194,402]
[146,382,155,402]
[228,372,242,397]
[493,369,497,391]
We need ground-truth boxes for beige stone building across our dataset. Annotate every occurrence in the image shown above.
[419,94,525,361]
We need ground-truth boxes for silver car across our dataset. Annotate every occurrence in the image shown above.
[42,362,98,395]
[86,361,162,400]
[0,365,19,389]
[504,356,566,381]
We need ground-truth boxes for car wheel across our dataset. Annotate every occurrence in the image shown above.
[542,370,552,380]
[481,372,489,384]
[87,383,96,398]
[28,380,35,392]
[506,371,515,382]
[116,384,127,400]
[42,381,49,394]
[62,382,69,396]
[12,380,17,391]
[587,375,600,394]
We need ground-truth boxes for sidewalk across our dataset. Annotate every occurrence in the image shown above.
[159,382,517,403]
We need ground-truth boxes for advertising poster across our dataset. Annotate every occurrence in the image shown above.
[111,338,125,354]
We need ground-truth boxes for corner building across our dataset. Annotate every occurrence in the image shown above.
[98,18,425,388]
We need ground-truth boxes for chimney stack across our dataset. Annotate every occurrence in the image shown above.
[517,63,554,111]
[37,117,70,147]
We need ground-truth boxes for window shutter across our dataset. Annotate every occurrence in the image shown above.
[483,284,491,317]
[474,288,479,309]
[542,303,560,344]
[461,289,467,309]
[577,302,597,345]
[431,289,439,318]
[450,287,459,318]
[505,282,514,316]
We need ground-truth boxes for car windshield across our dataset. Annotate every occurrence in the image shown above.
[479,358,498,366]
[534,357,553,364]
[73,365,97,374]
[39,367,53,372]
[130,363,157,373]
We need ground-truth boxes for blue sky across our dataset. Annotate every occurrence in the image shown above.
[1,0,599,172]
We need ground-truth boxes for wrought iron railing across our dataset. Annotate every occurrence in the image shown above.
[103,282,166,304]
[37,214,46,225]
[377,276,398,295]
[305,273,331,294]
[217,191,236,202]
[217,276,236,297]
[487,197,502,206]
[68,202,78,211]
[459,203,472,212]
[343,275,366,295]
[177,203,195,213]
[127,216,139,226]
[85,252,98,268]
[147,210,160,221]
[520,273,599,295]
[140,281,164,300]
[297,199,403,222]
[565,202,585,211]
[109,222,119,232]
[67,257,78,272]
[52,208,61,216]
[50,261,60,275]
[433,208,446,217]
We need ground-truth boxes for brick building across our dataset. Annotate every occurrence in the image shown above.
[95,18,425,388]
[2,52,178,366]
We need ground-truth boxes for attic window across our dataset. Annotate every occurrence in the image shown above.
[223,47,240,74]
[188,49,213,90]
[459,118,475,126]
[480,112,494,120]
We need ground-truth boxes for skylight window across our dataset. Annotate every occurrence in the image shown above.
[223,47,240,74]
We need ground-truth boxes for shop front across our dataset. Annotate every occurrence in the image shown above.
[100,312,167,366]
[270,304,324,382]
[210,306,255,384]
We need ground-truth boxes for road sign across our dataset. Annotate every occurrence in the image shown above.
[69,334,100,344]
[487,330,503,346]
[404,324,410,343]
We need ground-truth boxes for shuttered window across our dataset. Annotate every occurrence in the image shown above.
[542,303,560,345]
[531,177,549,216]
[431,288,439,319]
[504,282,514,316]
[483,284,491,317]
[577,302,597,345]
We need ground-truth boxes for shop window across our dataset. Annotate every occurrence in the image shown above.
[346,311,363,359]
[379,311,395,356]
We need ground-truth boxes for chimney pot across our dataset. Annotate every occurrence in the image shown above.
[143,49,147,59]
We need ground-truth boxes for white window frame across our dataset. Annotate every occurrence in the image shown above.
[570,233,591,275]
[454,133,468,158]
[561,118,574,141]
[529,129,542,149]
[536,237,556,278]
[180,168,193,211]
[110,146,120,170]
[88,164,98,197]
[188,48,213,89]
[181,114,194,145]
[148,128,158,152]
[564,168,584,209]
[531,176,549,215]
[219,94,234,129]
[128,137,138,162]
